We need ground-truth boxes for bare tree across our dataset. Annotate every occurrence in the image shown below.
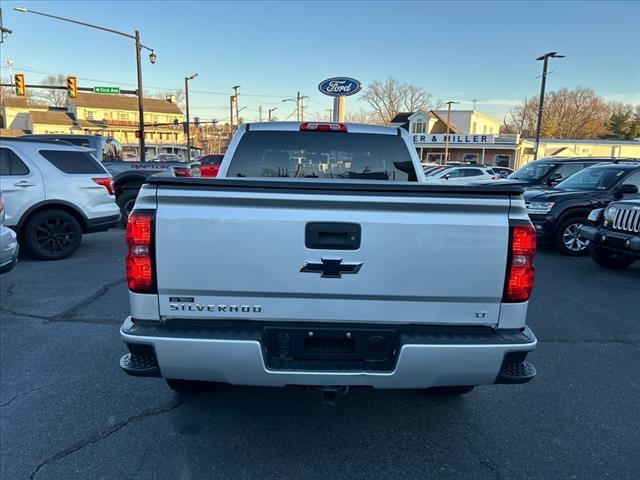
[34,74,69,107]
[346,109,379,124]
[503,87,611,139]
[361,77,437,124]
[153,89,185,111]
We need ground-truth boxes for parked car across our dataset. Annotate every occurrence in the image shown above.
[423,165,448,176]
[0,195,19,273]
[423,166,498,184]
[195,153,224,177]
[148,153,183,163]
[580,200,640,269]
[480,157,617,188]
[21,134,191,224]
[0,138,120,260]
[120,122,537,398]
[523,162,640,255]
[489,166,514,178]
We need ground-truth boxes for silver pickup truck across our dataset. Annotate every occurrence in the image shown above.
[120,122,538,400]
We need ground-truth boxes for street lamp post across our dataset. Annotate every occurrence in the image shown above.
[184,73,198,161]
[444,100,459,164]
[533,51,564,160]
[14,6,156,161]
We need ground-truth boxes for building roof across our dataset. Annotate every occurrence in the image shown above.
[1,96,48,109]
[433,109,502,125]
[29,111,76,126]
[389,112,413,124]
[72,93,183,115]
[429,111,461,133]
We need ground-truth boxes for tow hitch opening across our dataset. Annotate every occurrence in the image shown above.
[308,385,350,405]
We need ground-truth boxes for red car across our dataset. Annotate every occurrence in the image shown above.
[197,154,224,177]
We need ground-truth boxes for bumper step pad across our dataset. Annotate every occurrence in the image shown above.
[119,353,160,377]
[496,361,536,384]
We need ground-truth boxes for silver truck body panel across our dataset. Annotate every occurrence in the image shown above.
[153,186,512,326]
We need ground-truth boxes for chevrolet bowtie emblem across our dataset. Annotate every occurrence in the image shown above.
[300,258,363,278]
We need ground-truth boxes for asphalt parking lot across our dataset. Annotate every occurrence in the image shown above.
[1,228,639,480]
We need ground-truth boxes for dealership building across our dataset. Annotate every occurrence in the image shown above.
[390,110,640,168]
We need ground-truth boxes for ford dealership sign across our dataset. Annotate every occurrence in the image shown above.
[318,77,362,97]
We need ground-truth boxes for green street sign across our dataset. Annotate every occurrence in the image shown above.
[94,86,120,95]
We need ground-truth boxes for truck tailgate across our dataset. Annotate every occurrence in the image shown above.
[153,182,512,326]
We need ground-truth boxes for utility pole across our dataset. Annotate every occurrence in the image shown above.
[6,60,13,83]
[229,95,235,133]
[533,51,565,160]
[444,100,459,164]
[13,8,157,162]
[184,73,198,161]
[268,106,277,121]
[326,108,332,121]
[299,93,309,121]
[258,105,262,122]
[296,91,301,121]
[233,85,240,128]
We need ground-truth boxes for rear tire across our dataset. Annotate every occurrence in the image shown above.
[427,386,476,396]
[555,217,589,256]
[23,209,82,260]
[589,244,635,269]
[116,190,139,226]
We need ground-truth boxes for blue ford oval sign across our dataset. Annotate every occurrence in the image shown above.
[318,77,362,97]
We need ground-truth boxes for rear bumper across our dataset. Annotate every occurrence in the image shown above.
[85,213,121,233]
[0,226,19,274]
[580,225,640,255]
[120,317,537,388]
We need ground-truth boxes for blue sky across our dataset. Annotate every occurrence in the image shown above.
[2,0,639,122]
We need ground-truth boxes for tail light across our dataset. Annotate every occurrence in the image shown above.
[300,122,347,132]
[174,167,192,177]
[93,177,115,195]
[126,210,156,293]
[503,224,536,302]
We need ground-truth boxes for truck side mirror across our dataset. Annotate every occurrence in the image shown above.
[614,184,639,199]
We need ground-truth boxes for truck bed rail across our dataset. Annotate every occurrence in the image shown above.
[146,176,524,196]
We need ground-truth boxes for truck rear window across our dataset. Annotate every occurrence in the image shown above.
[40,150,106,174]
[227,131,417,181]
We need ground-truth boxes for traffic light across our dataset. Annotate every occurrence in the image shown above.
[67,76,78,99]
[194,117,200,128]
[14,74,26,97]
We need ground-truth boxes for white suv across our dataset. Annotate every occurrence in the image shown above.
[423,166,498,184]
[0,138,120,260]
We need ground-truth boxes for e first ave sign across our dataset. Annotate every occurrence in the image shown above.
[413,134,495,145]
[94,86,120,95]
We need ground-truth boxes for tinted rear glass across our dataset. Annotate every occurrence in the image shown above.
[227,131,417,181]
[0,148,30,175]
[40,150,105,174]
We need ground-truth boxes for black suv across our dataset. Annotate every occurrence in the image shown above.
[580,199,640,269]
[498,157,622,188]
[523,162,640,255]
